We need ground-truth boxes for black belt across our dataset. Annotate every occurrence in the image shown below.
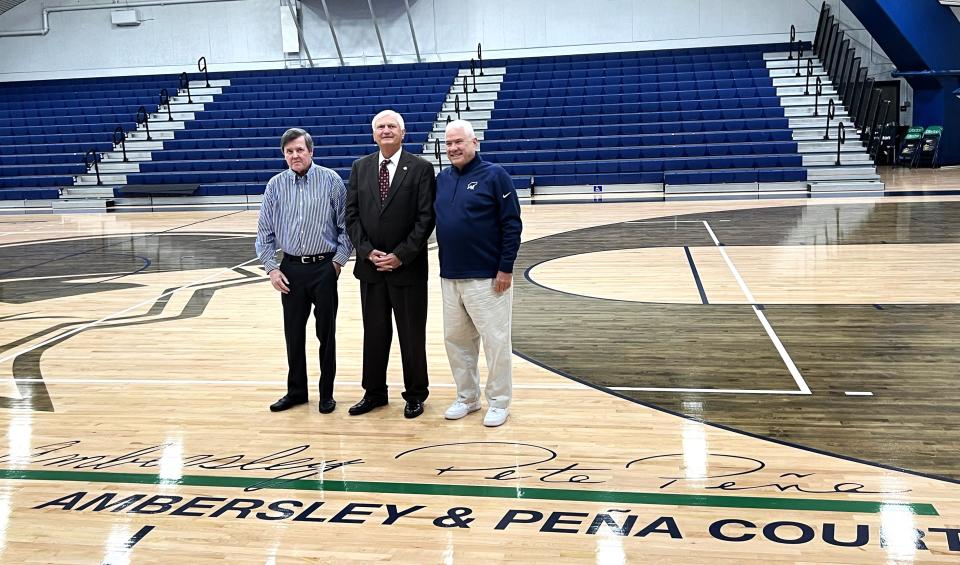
[283,253,330,264]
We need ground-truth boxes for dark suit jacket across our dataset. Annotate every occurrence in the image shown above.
[345,149,436,285]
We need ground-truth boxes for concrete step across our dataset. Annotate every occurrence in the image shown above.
[61,186,116,198]
[74,173,128,186]
[769,67,826,79]
[766,59,825,71]
[97,162,141,173]
[789,116,856,128]
[426,130,485,142]
[798,140,865,152]
[808,180,885,192]
[456,67,506,77]
[806,165,879,181]
[446,91,499,102]
[102,151,152,162]
[433,118,487,131]
[120,139,165,149]
[774,76,835,88]
[792,128,858,141]
[180,87,222,96]
[442,99,495,112]
[764,51,819,61]
[149,112,195,122]
[778,86,837,96]
[785,106,849,118]
[167,102,206,112]
[802,153,874,166]
[171,95,213,104]
[781,95,842,106]
[136,121,185,132]
[189,79,230,88]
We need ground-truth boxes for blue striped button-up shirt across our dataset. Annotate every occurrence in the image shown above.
[255,163,354,273]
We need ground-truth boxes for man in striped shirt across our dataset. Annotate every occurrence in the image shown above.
[256,128,354,414]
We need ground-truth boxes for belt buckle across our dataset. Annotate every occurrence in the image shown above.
[300,256,312,263]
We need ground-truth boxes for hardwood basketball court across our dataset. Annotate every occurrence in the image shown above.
[1,172,960,563]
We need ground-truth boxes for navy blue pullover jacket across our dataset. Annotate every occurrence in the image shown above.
[435,154,522,279]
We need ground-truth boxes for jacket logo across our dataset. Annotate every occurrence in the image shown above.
[466,182,478,190]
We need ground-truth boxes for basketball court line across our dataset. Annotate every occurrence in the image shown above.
[35,378,589,390]
[0,256,262,366]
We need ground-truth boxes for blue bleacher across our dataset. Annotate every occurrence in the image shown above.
[0,42,808,198]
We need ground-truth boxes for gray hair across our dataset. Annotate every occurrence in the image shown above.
[280,128,313,151]
[445,119,476,140]
[371,109,405,131]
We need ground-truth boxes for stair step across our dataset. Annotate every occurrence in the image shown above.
[769,68,826,79]
[442,100,495,112]
[789,117,856,128]
[61,186,116,198]
[809,180,885,192]
[180,87,222,96]
[171,95,213,104]
[138,121,185,132]
[766,60,825,71]
[802,154,874,166]
[74,173,128,186]
[189,79,230,88]
[798,140,865,152]
[774,76,835,88]
[102,151,152,162]
[120,140,165,150]
[167,103,206,112]
[446,91,499,102]
[778,86,837,96]
[426,130,485,142]
[97,162,141,173]
[781,95,842,106]
[149,112,195,121]
[433,117,488,130]
[764,52,819,61]
[456,67,506,77]
[785,107,849,118]
[806,166,879,181]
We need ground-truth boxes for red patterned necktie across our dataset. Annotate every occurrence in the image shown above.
[379,159,390,203]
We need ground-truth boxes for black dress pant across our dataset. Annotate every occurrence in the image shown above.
[359,279,429,403]
[280,256,338,402]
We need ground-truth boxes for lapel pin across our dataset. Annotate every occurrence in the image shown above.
[403,166,408,171]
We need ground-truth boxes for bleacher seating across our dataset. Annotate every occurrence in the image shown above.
[0,43,814,201]
[480,44,807,186]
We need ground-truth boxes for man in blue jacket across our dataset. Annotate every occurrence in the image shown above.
[435,119,522,427]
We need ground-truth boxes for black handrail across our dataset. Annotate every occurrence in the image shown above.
[434,138,442,170]
[454,94,461,120]
[789,25,796,60]
[112,126,128,162]
[198,56,210,88]
[179,72,193,104]
[477,43,484,76]
[823,98,835,140]
[529,176,535,197]
[813,76,823,116]
[159,88,173,121]
[795,43,804,77]
[136,105,152,141]
[835,122,846,165]
[805,59,814,95]
[469,59,479,92]
[462,76,470,111]
[83,148,102,186]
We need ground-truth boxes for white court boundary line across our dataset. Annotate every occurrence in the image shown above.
[34,379,589,390]
[0,256,262,366]
[611,221,812,395]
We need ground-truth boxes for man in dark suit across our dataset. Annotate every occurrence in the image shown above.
[345,109,436,419]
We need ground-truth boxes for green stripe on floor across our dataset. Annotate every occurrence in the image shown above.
[0,468,938,515]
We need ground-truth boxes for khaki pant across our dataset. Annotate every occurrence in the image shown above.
[440,277,513,409]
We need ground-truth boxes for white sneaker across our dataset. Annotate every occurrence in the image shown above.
[483,407,509,427]
[444,400,481,420]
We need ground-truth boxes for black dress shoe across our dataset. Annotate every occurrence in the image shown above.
[319,399,336,414]
[270,395,307,412]
[348,397,388,416]
[404,400,424,419]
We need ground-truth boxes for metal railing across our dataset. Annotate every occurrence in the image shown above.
[159,88,173,121]
[198,56,211,88]
[835,122,846,165]
[83,148,102,185]
[112,126,128,162]
[434,138,443,170]
[823,98,835,140]
[179,71,193,104]
[136,105,152,141]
